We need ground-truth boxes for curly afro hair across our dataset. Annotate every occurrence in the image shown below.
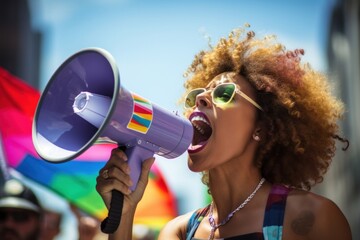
[183,26,348,190]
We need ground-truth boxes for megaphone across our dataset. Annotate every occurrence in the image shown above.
[32,48,193,233]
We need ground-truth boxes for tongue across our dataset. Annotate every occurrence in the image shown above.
[189,121,212,153]
[192,130,210,145]
[188,141,208,152]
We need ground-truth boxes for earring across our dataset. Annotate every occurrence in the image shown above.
[253,134,260,141]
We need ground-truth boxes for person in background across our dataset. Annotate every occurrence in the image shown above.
[71,204,107,240]
[96,25,352,239]
[40,210,62,240]
[132,224,156,240]
[0,179,43,240]
[78,215,101,240]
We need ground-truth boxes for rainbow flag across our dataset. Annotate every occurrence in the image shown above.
[127,93,153,134]
[0,67,177,229]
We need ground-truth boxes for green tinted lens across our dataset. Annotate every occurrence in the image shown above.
[185,89,205,108]
[213,84,236,104]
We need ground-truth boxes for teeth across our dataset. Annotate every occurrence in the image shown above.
[191,116,210,125]
[194,123,205,134]
[191,115,209,135]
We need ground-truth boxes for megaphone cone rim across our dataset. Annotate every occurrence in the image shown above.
[32,48,120,163]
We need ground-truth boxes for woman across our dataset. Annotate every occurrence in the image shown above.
[96,27,352,239]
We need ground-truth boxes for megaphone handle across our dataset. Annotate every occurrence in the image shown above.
[100,189,124,233]
[101,145,154,234]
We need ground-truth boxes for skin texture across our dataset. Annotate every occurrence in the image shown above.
[40,210,61,240]
[96,27,352,240]
[0,208,41,240]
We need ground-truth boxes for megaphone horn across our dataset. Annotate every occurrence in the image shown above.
[32,48,193,233]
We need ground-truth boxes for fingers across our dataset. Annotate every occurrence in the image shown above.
[96,148,156,205]
[96,148,132,197]
[102,148,131,178]
[105,148,129,169]
[96,174,132,195]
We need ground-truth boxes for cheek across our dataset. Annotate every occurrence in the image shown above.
[20,220,40,235]
[214,110,256,154]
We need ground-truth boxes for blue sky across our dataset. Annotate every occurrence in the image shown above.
[31,0,334,102]
[27,0,336,238]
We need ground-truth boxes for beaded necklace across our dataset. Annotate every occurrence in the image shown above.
[208,178,266,240]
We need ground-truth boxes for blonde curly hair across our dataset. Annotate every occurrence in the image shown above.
[183,26,348,190]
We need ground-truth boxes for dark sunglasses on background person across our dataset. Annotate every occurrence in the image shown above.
[185,82,263,111]
[0,209,38,223]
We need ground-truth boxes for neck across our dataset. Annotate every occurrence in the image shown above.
[209,178,265,228]
[208,161,264,220]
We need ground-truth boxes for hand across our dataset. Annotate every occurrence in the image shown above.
[96,148,155,215]
[70,205,100,240]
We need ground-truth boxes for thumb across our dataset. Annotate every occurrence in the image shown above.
[136,157,155,189]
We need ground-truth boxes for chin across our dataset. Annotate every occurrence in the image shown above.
[187,155,211,173]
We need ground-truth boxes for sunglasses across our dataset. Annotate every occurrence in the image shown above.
[0,210,36,223]
[185,82,263,111]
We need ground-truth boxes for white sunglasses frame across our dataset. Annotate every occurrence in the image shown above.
[185,82,263,111]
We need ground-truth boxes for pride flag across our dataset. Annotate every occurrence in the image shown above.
[0,67,177,229]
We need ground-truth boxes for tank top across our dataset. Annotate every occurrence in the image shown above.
[186,184,291,240]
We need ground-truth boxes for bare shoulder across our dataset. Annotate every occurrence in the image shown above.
[158,211,194,240]
[283,189,352,240]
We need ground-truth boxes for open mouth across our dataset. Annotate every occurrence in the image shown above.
[188,112,212,153]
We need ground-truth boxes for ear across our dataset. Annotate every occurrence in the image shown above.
[254,127,262,135]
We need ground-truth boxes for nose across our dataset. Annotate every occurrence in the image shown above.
[195,91,212,108]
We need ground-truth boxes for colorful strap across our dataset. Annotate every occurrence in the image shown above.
[186,205,210,240]
[262,185,291,240]
[185,184,291,240]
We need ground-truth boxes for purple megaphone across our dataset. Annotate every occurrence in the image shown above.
[32,48,193,233]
